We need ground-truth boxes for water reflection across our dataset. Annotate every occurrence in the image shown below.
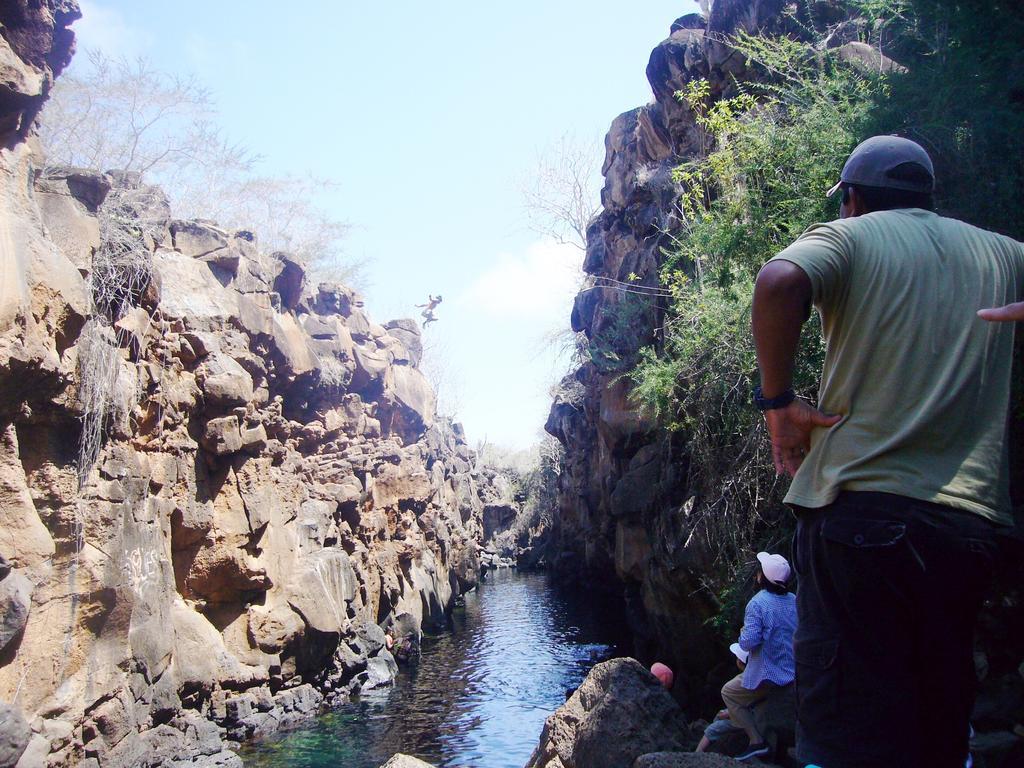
[240,569,626,768]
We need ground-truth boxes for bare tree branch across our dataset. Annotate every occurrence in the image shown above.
[38,50,367,287]
[521,132,602,251]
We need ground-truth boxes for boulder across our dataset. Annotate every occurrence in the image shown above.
[248,604,304,653]
[0,572,31,651]
[835,41,902,74]
[383,319,423,367]
[633,754,744,768]
[525,658,692,768]
[386,365,435,442]
[0,704,29,768]
[312,283,356,316]
[33,167,109,270]
[170,220,230,260]
[285,551,357,635]
[272,253,306,310]
[202,417,243,455]
[377,755,436,768]
[151,249,239,331]
[0,425,55,568]
[197,353,254,408]
[353,344,390,391]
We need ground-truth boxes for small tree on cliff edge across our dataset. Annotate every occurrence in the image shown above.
[522,132,602,252]
[38,50,364,286]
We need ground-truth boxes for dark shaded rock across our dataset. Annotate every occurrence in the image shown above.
[0,572,30,651]
[35,166,111,211]
[571,287,609,335]
[483,503,517,540]
[313,282,355,316]
[201,416,243,455]
[273,253,305,310]
[0,704,29,768]
[671,14,706,32]
[525,658,693,768]
[609,446,661,518]
[633,753,743,768]
[0,0,80,145]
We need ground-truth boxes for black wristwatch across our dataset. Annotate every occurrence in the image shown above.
[753,386,796,412]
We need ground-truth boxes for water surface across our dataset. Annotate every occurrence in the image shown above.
[239,569,626,768]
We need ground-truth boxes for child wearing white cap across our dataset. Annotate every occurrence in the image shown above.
[721,552,798,761]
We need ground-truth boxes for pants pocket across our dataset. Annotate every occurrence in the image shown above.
[794,634,840,727]
[821,517,906,548]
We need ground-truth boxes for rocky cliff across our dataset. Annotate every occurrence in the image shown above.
[544,0,933,714]
[0,4,506,766]
[545,1,810,713]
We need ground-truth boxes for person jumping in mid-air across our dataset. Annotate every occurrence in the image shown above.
[416,294,442,327]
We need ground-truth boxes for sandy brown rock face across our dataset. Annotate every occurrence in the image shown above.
[0,46,506,766]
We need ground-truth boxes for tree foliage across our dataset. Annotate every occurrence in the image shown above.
[38,51,363,285]
[521,133,602,251]
[630,32,883,583]
[625,0,1024,615]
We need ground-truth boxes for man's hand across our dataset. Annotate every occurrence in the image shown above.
[978,302,1024,322]
[764,399,842,476]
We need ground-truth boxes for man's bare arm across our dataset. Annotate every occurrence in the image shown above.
[752,261,811,397]
[752,261,841,476]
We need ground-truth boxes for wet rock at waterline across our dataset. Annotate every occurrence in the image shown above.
[377,755,437,768]
[525,658,693,768]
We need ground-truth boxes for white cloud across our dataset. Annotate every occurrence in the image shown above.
[459,238,583,324]
[73,1,150,59]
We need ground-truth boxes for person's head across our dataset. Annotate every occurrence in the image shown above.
[650,662,674,690]
[756,551,792,594]
[827,135,936,218]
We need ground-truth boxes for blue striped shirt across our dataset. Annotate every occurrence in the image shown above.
[739,590,797,689]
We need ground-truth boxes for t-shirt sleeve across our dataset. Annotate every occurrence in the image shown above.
[769,221,854,308]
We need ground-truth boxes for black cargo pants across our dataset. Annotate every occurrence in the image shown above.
[791,492,998,768]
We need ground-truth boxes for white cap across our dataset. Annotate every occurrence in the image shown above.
[756,551,792,586]
[729,642,749,664]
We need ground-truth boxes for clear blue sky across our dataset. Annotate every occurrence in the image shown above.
[73,0,698,450]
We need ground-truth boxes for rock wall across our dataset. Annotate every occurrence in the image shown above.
[544,0,884,715]
[0,5,505,765]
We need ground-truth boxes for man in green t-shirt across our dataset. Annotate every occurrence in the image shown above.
[751,135,1024,768]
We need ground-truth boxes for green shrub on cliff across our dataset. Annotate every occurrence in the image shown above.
[862,0,1024,239]
[630,34,883,590]
[632,0,1024,632]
